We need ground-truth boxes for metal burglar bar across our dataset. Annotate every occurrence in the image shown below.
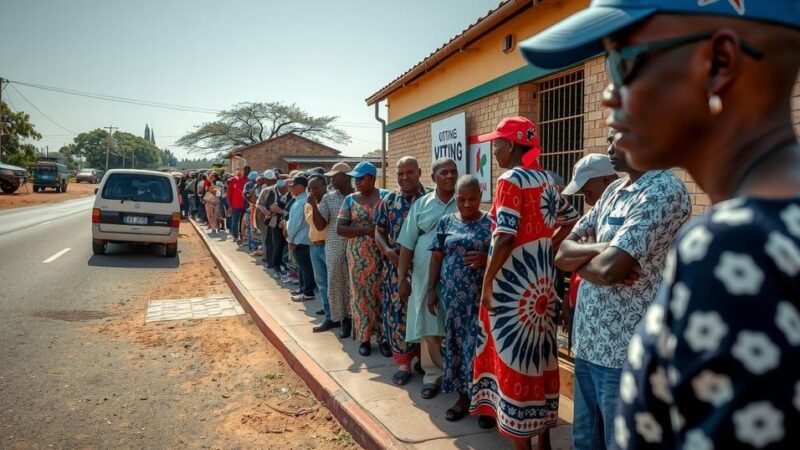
[537,70,586,360]
[538,69,585,216]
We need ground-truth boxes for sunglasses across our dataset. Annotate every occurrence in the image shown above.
[606,31,764,86]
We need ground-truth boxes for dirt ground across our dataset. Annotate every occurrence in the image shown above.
[0,181,97,209]
[62,222,358,450]
[86,222,358,449]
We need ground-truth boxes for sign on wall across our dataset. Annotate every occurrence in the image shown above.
[468,140,492,203]
[430,112,467,176]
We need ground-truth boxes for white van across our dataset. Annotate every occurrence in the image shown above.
[92,169,180,257]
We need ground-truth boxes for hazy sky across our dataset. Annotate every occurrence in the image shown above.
[1,0,501,159]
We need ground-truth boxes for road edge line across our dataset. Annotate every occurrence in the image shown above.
[189,219,404,450]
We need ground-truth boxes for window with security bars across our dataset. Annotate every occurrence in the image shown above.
[538,69,585,217]
[537,69,586,361]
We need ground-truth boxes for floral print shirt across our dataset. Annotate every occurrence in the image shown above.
[572,170,691,368]
[374,186,430,249]
[615,196,800,449]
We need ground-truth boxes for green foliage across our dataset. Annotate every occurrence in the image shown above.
[1,101,42,163]
[5,143,38,170]
[176,157,215,170]
[73,128,165,170]
[177,101,350,155]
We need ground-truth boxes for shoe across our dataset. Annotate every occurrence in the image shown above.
[358,342,371,356]
[312,320,341,333]
[315,309,325,316]
[379,340,392,358]
[291,294,315,302]
[421,383,440,399]
[290,289,303,295]
[339,317,352,339]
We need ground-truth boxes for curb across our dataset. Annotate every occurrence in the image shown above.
[189,219,405,450]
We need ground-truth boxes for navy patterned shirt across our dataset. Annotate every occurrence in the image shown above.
[615,196,800,449]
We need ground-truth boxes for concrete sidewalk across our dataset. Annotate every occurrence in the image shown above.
[192,221,574,449]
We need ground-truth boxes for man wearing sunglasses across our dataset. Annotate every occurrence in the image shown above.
[521,1,800,449]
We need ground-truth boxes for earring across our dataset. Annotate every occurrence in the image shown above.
[708,94,723,115]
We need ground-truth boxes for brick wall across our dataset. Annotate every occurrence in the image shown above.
[236,135,340,174]
[387,84,536,195]
[387,61,800,216]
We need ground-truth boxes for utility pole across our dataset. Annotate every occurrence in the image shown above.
[104,125,117,171]
[0,77,5,162]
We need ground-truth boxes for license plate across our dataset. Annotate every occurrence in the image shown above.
[123,215,148,225]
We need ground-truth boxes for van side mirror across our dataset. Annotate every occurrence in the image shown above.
[94,188,98,195]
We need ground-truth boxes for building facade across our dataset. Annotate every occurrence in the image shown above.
[368,0,800,217]
[225,133,344,174]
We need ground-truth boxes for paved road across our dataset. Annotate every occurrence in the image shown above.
[0,199,187,448]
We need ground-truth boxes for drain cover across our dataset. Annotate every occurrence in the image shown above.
[145,296,245,323]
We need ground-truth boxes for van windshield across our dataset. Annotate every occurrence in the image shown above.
[102,173,174,203]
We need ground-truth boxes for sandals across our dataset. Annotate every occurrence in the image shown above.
[392,370,411,386]
[445,406,468,422]
[421,383,440,399]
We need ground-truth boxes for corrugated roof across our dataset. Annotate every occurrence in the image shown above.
[365,0,531,105]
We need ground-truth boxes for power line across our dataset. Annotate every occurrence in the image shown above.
[9,80,220,114]
[10,84,78,134]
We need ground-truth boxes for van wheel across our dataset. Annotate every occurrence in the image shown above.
[92,240,107,255]
[165,243,178,257]
[33,186,39,193]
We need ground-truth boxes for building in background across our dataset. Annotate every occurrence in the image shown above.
[224,132,381,175]
[367,0,800,217]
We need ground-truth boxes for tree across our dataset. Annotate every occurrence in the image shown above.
[73,129,164,170]
[144,124,151,142]
[162,149,178,167]
[176,101,350,155]
[150,127,155,145]
[58,144,80,170]
[1,101,42,163]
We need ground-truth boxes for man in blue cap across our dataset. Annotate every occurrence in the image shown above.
[521,2,800,449]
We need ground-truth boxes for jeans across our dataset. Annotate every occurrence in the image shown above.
[230,208,245,239]
[573,358,622,450]
[293,244,316,296]
[310,245,330,321]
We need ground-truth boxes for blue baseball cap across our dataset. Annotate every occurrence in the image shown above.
[519,0,800,69]
[247,171,258,181]
[346,161,377,178]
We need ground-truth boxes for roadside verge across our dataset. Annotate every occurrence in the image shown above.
[190,219,403,450]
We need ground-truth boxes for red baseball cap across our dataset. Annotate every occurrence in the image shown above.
[477,116,543,168]
[476,116,541,147]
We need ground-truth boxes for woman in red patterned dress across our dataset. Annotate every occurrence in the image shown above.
[470,117,578,450]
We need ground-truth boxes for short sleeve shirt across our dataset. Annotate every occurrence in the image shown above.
[572,170,691,368]
[615,196,800,450]
[374,186,430,249]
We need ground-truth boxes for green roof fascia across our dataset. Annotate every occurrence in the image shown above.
[385,62,580,133]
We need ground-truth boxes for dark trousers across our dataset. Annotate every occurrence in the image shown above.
[270,227,287,271]
[231,208,245,239]
[262,227,272,264]
[293,244,316,296]
[180,193,190,218]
